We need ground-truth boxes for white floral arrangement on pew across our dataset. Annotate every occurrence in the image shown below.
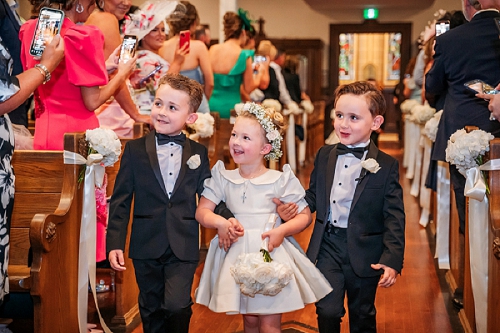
[230,214,293,297]
[400,99,420,115]
[261,99,282,112]
[445,128,494,177]
[300,99,315,114]
[423,110,443,142]
[409,102,436,125]
[186,112,215,141]
[78,128,122,184]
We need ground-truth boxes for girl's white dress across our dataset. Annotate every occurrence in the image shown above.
[195,161,332,315]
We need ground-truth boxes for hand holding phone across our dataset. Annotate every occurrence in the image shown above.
[119,35,138,64]
[29,7,65,57]
[179,30,190,53]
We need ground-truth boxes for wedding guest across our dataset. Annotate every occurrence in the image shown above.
[86,0,151,138]
[0,25,64,306]
[195,102,331,332]
[208,9,265,119]
[160,1,212,114]
[107,73,233,333]
[125,1,187,114]
[283,54,310,104]
[425,0,500,235]
[278,81,405,333]
[20,0,137,150]
[194,24,211,49]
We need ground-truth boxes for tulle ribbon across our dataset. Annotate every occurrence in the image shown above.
[464,159,500,201]
[463,158,500,333]
[63,151,111,333]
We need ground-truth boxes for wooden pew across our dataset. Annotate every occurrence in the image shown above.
[10,133,83,333]
[488,138,500,333]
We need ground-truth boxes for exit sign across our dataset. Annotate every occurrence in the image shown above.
[363,8,379,20]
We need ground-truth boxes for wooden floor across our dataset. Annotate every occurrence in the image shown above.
[128,135,464,333]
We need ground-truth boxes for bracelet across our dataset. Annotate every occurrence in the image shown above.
[34,64,51,84]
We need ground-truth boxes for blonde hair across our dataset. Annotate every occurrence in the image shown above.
[257,40,277,59]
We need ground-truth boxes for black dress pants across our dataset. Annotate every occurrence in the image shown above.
[315,227,380,333]
[133,247,198,333]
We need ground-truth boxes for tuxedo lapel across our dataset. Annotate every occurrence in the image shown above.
[146,130,167,195]
[325,146,338,205]
[171,138,192,196]
[351,141,379,212]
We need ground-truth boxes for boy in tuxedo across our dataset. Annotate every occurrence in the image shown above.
[279,81,405,333]
[106,73,232,333]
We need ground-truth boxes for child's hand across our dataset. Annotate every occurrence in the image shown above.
[228,217,244,244]
[371,263,397,288]
[262,227,285,252]
[273,198,298,222]
[109,249,126,271]
[216,218,233,251]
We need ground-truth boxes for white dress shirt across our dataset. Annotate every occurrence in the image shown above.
[156,139,182,198]
[270,61,293,106]
[329,140,370,228]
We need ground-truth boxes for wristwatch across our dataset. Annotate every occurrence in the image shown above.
[34,64,51,84]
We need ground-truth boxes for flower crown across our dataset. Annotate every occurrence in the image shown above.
[237,102,283,160]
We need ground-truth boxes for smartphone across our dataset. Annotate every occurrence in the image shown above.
[29,7,64,57]
[252,55,267,74]
[464,79,500,94]
[179,30,190,53]
[435,20,450,37]
[119,35,138,63]
[138,64,163,86]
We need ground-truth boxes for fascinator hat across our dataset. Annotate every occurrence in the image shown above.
[123,1,185,41]
[238,8,254,33]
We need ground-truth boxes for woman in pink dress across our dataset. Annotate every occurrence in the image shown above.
[20,0,136,150]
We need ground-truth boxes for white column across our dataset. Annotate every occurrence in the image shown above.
[219,0,238,43]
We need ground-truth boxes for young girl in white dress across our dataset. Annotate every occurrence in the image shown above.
[195,102,332,333]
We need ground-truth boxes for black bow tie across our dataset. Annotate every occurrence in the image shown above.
[156,132,186,146]
[335,143,368,159]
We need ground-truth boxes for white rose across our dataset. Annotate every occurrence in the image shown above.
[254,264,274,284]
[261,283,282,296]
[361,158,381,174]
[266,130,280,142]
[187,154,201,169]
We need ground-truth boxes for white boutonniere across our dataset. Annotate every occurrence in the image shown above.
[361,158,381,174]
[356,158,380,183]
[187,154,201,169]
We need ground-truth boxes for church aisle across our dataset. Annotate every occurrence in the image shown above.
[132,136,461,333]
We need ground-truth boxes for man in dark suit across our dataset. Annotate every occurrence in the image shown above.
[304,82,405,333]
[425,0,500,235]
[106,74,231,333]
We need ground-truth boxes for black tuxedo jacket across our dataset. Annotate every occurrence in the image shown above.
[305,142,405,277]
[425,10,500,161]
[263,67,281,101]
[106,130,210,261]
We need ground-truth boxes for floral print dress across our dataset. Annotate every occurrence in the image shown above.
[0,37,19,302]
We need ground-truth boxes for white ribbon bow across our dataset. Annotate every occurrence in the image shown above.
[464,158,500,202]
[63,150,111,333]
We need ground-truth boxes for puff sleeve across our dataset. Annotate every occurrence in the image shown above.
[64,25,108,87]
[201,160,227,205]
[274,164,308,213]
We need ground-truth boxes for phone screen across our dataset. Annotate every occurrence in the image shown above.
[179,30,190,53]
[464,79,499,94]
[139,64,163,86]
[29,8,64,57]
[435,20,450,37]
[120,35,138,63]
[252,55,266,73]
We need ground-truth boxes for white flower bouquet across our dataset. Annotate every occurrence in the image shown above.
[261,99,282,112]
[230,214,293,297]
[78,128,122,183]
[423,110,443,142]
[409,102,436,124]
[400,99,420,115]
[445,128,494,176]
[186,113,214,139]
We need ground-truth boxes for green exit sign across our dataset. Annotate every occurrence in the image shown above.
[363,8,379,20]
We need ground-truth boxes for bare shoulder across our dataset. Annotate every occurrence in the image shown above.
[86,11,119,30]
